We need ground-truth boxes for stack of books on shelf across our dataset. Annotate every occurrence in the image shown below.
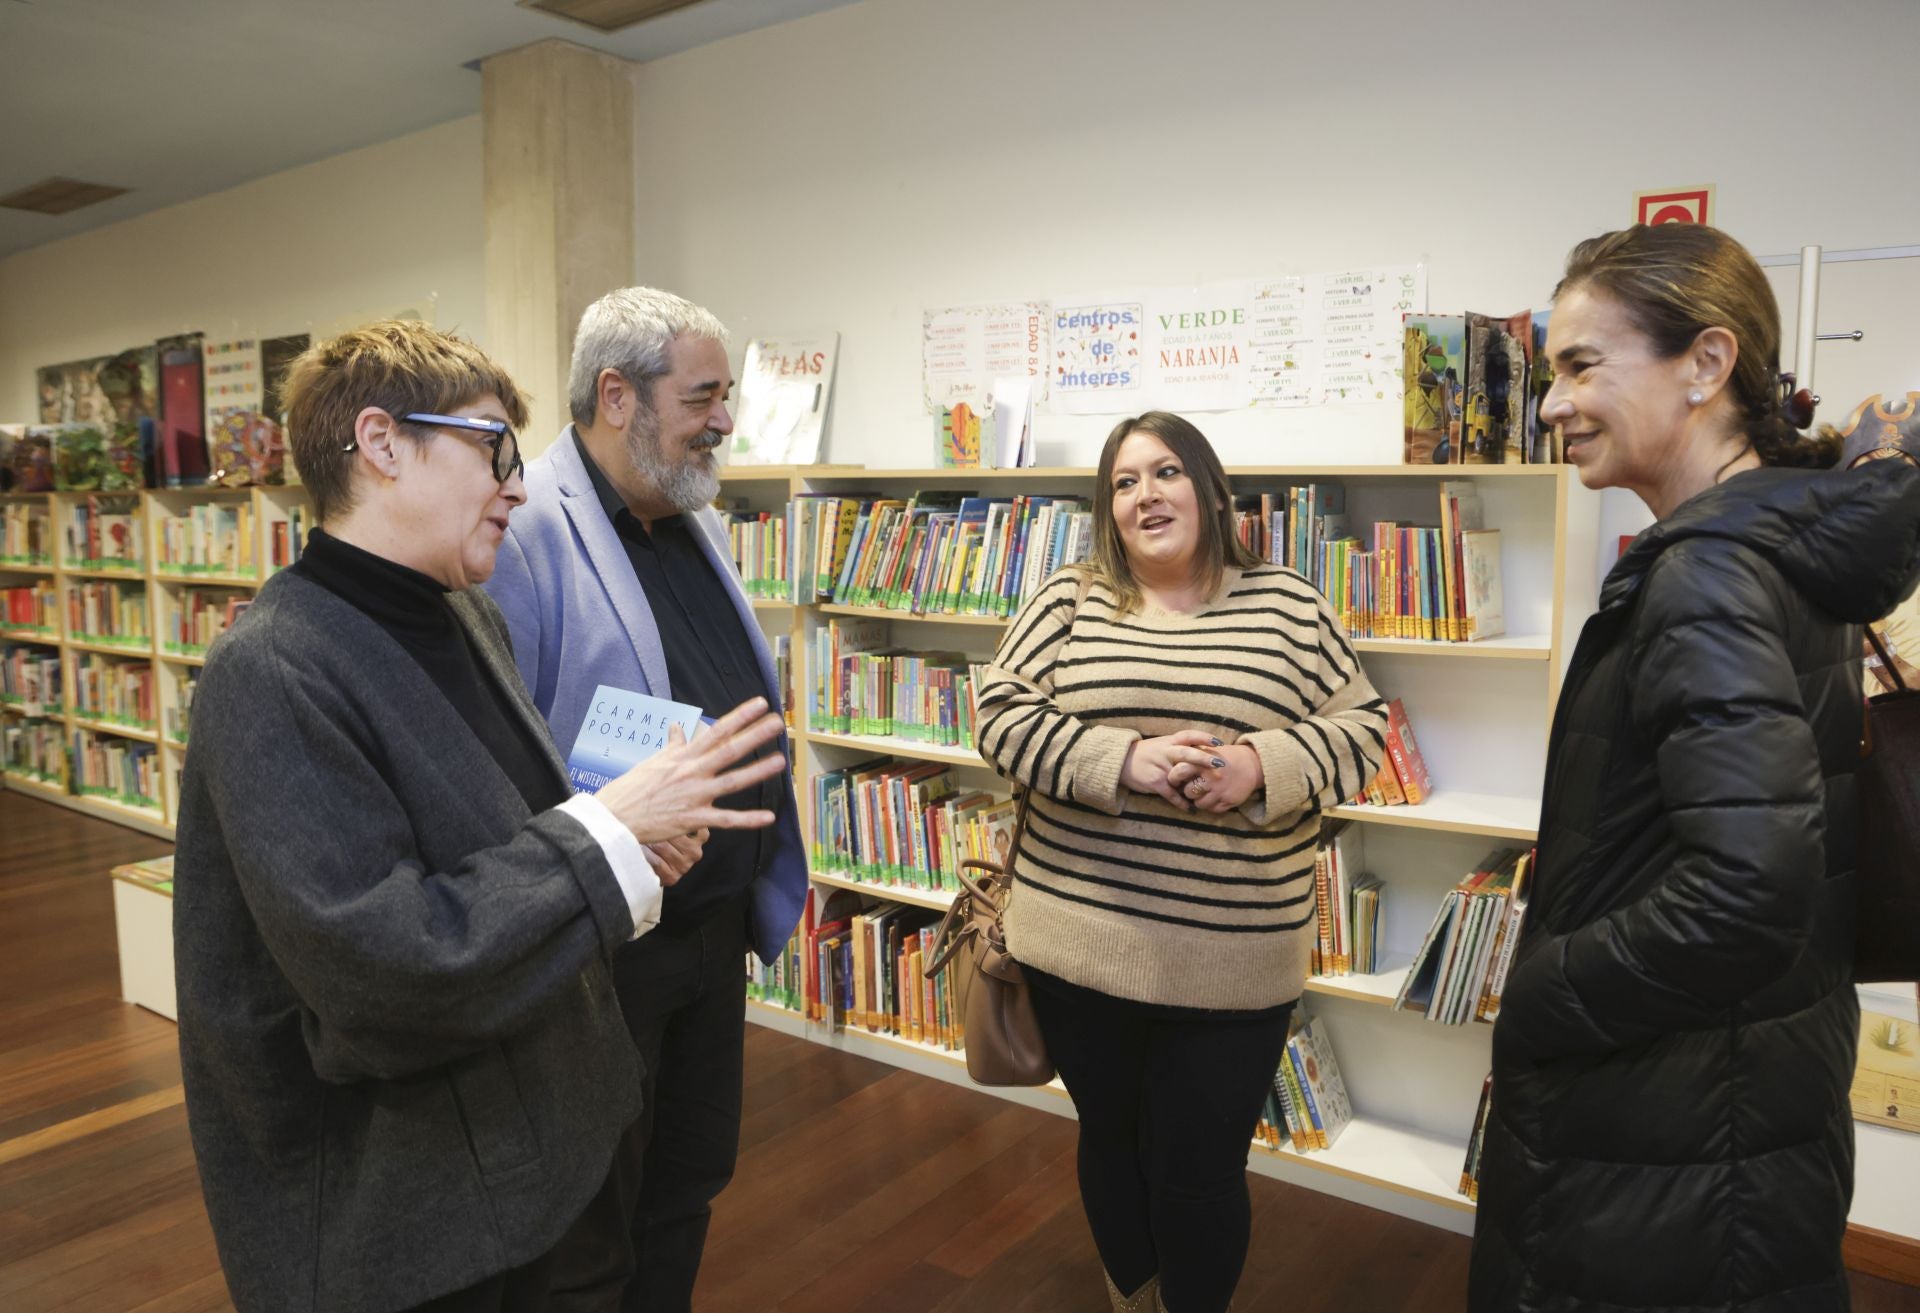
[1460,1074,1494,1200]
[745,928,804,1013]
[1,502,51,564]
[813,760,1016,895]
[1236,480,1506,643]
[2,581,57,632]
[65,582,147,646]
[4,717,65,783]
[1354,697,1432,808]
[799,890,960,1046]
[723,506,787,599]
[787,491,1092,616]
[1393,847,1535,1024]
[61,495,143,570]
[72,653,156,729]
[1309,821,1384,977]
[2,646,61,711]
[165,669,196,743]
[811,619,980,747]
[164,589,249,655]
[269,505,309,568]
[1258,1014,1353,1154]
[156,502,256,576]
[71,727,158,808]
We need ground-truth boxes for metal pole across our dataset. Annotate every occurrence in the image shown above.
[1794,244,1822,395]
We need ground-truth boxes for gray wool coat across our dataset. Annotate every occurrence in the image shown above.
[172,571,643,1313]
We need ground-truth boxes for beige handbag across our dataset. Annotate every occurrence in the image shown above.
[923,792,1054,1086]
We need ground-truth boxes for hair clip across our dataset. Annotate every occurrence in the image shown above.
[1776,372,1816,429]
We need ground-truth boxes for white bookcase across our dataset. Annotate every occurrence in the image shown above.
[722,459,1601,1235]
[0,484,311,838]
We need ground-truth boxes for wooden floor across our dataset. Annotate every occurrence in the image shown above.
[3,788,1916,1313]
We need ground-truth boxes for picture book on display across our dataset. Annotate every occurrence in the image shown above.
[1403,310,1554,465]
[730,334,839,466]
[1393,847,1535,1024]
[1257,1013,1353,1154]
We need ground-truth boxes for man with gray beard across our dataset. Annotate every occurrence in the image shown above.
[484,287,808,1313]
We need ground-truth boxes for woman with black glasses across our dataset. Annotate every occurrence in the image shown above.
[172,320,788,1313]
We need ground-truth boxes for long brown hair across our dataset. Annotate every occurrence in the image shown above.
[1556,225,1840,468]
[1084,411,1258,616]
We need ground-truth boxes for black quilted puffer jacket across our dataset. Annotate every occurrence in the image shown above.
[1469,462,1920,1313]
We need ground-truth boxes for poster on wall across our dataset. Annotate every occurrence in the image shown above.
[1144,281,1254,412]
[922,303,1050,413]
[1249,277,1315,407]
[36,347,159,490]
[730,333,839,465]
[1048,296,1145,415]
[1247,264,1425,409]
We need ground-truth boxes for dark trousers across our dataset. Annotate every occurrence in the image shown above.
[547,893,749,1313]
[1029,975,1294,1313]
[404,1250,556,1313]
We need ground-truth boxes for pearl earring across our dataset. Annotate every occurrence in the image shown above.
[1688,390,1705,406]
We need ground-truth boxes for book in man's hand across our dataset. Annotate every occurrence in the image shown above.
[565,683,704,795]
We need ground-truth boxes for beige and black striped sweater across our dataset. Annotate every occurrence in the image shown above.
[976,563,1388,1010]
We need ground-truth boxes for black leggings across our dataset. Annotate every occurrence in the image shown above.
[1029,973,1293,1313]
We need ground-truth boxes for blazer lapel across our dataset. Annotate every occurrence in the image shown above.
[550,433,672,697]
[448,590,572,793]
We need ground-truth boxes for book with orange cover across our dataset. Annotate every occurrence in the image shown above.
[1384,698,1432,803]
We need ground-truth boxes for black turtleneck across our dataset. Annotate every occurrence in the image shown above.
[290,528,567,816]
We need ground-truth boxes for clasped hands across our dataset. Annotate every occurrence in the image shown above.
[1119,731,1262,813]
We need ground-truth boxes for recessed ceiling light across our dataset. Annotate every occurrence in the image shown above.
[518,0,710,34]
[0,177,131,216]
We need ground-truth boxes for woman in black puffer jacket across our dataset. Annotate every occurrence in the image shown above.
[1469,224,1920,1313]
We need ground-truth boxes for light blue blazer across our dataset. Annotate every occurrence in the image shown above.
[483,427,805,962]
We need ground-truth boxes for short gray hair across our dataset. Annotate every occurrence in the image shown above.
[568,286,729,427]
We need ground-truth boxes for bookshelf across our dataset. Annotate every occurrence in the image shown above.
[722,458,1603,1238]
[0,484,311,839]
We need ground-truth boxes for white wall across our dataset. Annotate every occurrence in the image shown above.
[632,0,1920,469]
[0,116,485,421]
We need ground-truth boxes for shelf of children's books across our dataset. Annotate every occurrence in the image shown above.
[1328,790,1539,841]
[157,650,208,668]
[0,562,55,575]
[812,602,1009,628]
[0,628,59,645]
[1303,954,1416,1007]
[4,771,70,803]
[152,570,261,588]
[67,638,154,659]
[1249,1114,1474,1215]
[1349,635,1551,661]
[67,716,160,744]
[810,870,956,913]
[800,728,987,769]
[59,565,145,581]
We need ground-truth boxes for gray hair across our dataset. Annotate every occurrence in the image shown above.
[567,286,729,427]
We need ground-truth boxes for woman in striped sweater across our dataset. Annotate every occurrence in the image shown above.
[976,412,1388,1313]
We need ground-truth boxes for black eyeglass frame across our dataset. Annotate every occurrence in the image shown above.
[342,411,524,483]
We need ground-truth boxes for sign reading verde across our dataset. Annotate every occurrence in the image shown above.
[566,684,704,794]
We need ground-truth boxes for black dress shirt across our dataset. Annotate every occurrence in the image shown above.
[574,433,778,928]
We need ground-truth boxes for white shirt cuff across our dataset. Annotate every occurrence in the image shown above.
[557,793,662,940]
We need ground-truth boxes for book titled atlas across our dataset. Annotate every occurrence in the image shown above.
[565,684,704,794]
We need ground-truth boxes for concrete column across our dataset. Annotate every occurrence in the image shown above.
[482,39,634,452]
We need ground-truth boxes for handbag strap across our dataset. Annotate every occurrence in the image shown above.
[1866,623,1910,694]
